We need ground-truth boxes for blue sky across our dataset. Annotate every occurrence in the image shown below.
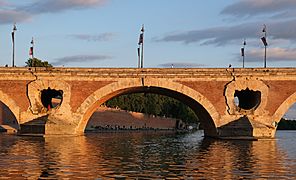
[1,0,296,68]
[0,0,295,118]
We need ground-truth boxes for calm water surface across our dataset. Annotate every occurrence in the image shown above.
[0,130,296,179]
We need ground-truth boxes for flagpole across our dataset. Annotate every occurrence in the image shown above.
[12,33,15,67]
[242,39,246,68]
[11,23,17,67]
[242,50,245,68]
[243,52,245,68]
[264,42,267,68]
[137,47,140,68]
[262,24,267,68]
[264,44,266,68]
[31,37,34,59]
[140,25,144,68]
[141,39,144,68]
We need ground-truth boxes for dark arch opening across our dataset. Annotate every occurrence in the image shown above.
[86,86,217,137]
[0,101,19,133]
[234,88,261,110]
[41,88,63,110]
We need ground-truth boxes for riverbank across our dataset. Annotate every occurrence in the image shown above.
[277,119,296,130]
[86,106,186,131]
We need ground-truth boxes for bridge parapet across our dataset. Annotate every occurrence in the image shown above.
[0,67,295,80]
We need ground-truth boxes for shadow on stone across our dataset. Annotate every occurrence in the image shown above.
[19,115,48,135]
[218,116,254,138]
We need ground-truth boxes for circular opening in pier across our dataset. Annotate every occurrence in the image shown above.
[234,88,261,110]
[41,88,63,110]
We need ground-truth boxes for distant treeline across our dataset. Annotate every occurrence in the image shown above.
[277,118,296,130]
[104,93,198,124]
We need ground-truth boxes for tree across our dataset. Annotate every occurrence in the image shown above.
[25,58,52,67]
[105,93,199,124]
[277,118,296,130]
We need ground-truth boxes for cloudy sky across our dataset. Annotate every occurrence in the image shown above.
[1,0,296,68]
[0,0,295,117]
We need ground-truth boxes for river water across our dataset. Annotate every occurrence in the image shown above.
[0,130,296,179]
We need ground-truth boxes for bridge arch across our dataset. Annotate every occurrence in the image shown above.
[0,90,20,125]
[75,79,220,137]
[273,91,296,123]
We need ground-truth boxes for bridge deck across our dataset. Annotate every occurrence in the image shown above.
[0,67,295,80]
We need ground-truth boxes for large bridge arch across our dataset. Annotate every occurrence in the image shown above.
[75,79,221,137]
[0,90,21,125]
[273,91,296,123]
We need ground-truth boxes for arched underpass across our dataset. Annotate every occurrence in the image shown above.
[273,92,296,130]
[284,103,296,120]
[0,101,18,133]
[277,103,296,130]
[82,86,217,137]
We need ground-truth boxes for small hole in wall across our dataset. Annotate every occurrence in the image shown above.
[234,88,261,110]
[41,88,63,110]
[234,96,239,107]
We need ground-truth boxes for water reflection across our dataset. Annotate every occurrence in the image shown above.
[0,131,295,179]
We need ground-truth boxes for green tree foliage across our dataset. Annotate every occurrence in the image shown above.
[25,58,52,67]
[277,118,296,130]
[104,93,199,124]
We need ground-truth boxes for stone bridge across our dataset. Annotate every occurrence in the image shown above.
[0,67,295,139]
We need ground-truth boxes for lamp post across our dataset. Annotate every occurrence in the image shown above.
[261,24,268,68]
[11,23,17,67]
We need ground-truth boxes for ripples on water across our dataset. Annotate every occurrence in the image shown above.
[0,130,296,179]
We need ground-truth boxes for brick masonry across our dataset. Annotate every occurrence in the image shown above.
[67,81,114,112]
[0,67,294,138]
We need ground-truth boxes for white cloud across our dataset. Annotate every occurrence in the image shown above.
[240,47,296,62]
[19,0,107,14]
[0,9,31,24]
[221,0,296,18]
[154,1,296,63]
[52,54,112,66]
[0,0,107,25]
[156,19,296,46]
[69,33,116,42]
[155,22,258,45]
[0,0,8,6]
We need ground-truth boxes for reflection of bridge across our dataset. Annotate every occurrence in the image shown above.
[0,133,288,178]
[0,67,295,138]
